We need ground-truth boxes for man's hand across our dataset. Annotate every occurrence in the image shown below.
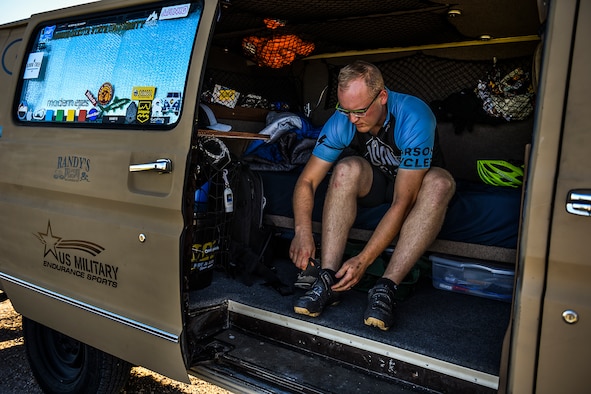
[289,231,316,270]
[332,255,369,291]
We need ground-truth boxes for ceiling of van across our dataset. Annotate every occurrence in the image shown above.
[213,0,542,65]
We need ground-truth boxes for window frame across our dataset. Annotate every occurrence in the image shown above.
[13,0,204,131]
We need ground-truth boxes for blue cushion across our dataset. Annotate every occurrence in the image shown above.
[259,171,520,249]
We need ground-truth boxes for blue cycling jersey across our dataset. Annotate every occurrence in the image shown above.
[312,89,437,178]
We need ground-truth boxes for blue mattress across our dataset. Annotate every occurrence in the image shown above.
[258,169,520,249]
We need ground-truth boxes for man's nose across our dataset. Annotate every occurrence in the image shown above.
[348,113,360,123]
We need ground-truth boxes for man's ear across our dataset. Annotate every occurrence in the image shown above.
[379,89,388,104]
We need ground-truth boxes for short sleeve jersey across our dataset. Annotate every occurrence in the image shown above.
[312,89,438,179]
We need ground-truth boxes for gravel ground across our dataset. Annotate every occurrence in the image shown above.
[0,291,232,394]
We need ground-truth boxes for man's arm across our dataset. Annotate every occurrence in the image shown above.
[332,168,427,290]
[290,155,333,270]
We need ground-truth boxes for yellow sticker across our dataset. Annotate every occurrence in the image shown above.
[218,89,236,101]
[131,86,156,101]
[136,101,152,124]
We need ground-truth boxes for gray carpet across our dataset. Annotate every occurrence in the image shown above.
[190,254,511,376]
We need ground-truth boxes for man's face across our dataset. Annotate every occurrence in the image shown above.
[336,78,385,134]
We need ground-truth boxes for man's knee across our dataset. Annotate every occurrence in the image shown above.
[328,157,373,197]
[332,157,367,182]
[423,167,456,203]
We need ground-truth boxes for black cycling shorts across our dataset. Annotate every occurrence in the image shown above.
[357,166,394,207]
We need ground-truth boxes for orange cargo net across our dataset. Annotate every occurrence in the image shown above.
[242,34,315,68]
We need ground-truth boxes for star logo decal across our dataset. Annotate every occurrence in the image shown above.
[33,221,105,258]
[35,221,62,259]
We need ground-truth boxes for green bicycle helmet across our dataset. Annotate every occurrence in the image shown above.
[477,160,524,188]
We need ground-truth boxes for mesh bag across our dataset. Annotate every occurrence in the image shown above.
[475,67,535,121]
[242,34,315,68]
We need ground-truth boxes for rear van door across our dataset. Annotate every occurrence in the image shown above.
[0,0,217,381]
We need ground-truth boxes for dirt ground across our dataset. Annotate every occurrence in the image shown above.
[0,291,232,394]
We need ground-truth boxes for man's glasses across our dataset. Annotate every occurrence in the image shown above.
[335,90,381,118]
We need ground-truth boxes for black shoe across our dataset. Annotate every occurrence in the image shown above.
[364,283,396,331]
[294,258,320,290]
[293,269,340,317]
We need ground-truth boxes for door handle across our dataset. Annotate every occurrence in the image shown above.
[566,189,591,217]
[129,158,172,173]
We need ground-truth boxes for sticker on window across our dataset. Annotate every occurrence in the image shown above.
[23,52,44,79]
[17,1,203,128]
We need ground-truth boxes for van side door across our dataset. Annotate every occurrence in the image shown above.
[534,1,591,391]
[0,0,216,382]
[508,1,591,392]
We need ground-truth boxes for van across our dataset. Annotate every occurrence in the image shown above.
[0,0,589,393]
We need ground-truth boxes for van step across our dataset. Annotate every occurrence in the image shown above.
[193,328,436,394]
[227,303,498,394]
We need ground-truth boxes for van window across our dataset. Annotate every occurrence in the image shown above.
[15,1,203,128]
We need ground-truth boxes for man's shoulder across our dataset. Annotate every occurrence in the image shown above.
[322,113,355,141]
[324,111,352,129]
[312,114,355,163]
[387,90,435,126]
[387,90,430,111]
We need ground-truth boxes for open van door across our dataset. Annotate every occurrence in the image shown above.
[534,0,591,391]
[508,1,591,392]
[0,0,217,386]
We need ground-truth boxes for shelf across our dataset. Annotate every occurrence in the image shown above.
[197,129,269,140]
[303,35,540,60]
[206,103,269,122]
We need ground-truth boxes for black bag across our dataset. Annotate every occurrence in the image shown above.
[227,161,292,295]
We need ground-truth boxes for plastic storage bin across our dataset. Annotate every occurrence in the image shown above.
[429,254,515,302]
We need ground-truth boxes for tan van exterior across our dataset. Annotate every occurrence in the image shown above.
[0,0,589,393]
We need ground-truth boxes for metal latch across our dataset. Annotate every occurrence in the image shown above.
[129,158,172,173]
[566,189,591,217]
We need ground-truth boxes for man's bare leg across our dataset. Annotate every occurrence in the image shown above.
[383,167,455,284]
[293,157,372,317]
[364,167,455,330]
[321,157,373,272]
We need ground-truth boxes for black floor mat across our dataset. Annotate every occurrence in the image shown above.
[189,257,511,376]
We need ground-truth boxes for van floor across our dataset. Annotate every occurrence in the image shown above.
[189,255,511,376]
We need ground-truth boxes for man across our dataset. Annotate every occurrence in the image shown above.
[290,60,455,330]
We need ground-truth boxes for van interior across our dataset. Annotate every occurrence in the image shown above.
[186,0,543,392]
